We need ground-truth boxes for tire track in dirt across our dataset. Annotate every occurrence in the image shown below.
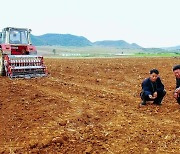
[16,77,121,120]
[52,77,180,128]
[1,77,118,153]
[17,76,180,126]
[17,76,180,132]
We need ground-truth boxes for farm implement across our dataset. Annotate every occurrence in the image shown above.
[0,27,47,78]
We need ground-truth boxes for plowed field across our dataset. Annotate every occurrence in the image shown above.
[0,57,180,154]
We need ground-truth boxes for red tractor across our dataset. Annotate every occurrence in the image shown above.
[0,27,47,78]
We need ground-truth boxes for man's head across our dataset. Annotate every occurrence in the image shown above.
[173,65,180,79]
[149,69,159,82]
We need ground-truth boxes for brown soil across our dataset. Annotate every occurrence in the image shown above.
[0,57,180,154]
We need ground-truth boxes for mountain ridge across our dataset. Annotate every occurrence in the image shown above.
[31,33,180,49]
[93,40,142,48]
[31,33,142,48]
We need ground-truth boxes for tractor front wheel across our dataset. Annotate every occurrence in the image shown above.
[0,52,5,76]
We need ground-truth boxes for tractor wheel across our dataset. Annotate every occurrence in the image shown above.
[0,52,5,76]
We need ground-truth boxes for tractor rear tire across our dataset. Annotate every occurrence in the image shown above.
[0,52,5,76]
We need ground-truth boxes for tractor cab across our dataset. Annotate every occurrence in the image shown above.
[0,27,37,55]
[0,27,30,44]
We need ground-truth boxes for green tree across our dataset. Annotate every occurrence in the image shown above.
[52,49,56,55]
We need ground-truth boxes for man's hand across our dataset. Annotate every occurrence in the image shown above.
[174,88,180,99]
[174,92,178,99]
[175,87,180,93]
[153,92,157,98]
[149,94,155,99]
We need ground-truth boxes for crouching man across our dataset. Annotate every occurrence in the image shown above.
[140,69,166,106]
[173,65,180,104]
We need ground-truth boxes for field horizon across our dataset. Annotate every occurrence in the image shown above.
[36,46,180,58]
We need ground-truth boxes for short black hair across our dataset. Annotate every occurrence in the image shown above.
[150,69,159,74]
[173,65,180,71]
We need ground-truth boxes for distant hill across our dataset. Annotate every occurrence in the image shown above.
[93,40,142,48]
[30,33,180,49]
[162,45,180,51]
[31,33,142,48]
[31,34,92,47]
[142,48,168,52]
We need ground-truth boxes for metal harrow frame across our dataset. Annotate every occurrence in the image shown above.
[4,55,48,78]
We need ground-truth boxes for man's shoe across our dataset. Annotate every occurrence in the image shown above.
[156,103,162,106]
[153,102,162,106]
[140,101,146,106]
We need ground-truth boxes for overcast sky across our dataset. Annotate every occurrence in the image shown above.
[1,0,180,48]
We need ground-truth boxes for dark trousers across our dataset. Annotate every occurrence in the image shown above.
[140,90,166,104]
[176,94,180,104]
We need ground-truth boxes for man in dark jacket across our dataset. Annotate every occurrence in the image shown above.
[140,69,166,106]
[173,65,180,104]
